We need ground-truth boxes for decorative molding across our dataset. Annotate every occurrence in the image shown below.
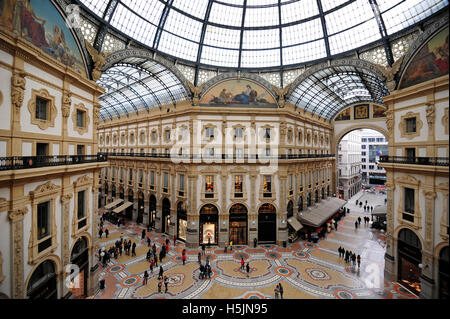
[187,80,206,106]
[0,197,8,212]
[29,181,61,200]
[62,91,72,118]
[272,84,291,108]
[399,111,423,139]
[0,90,3,106]
[27,88,57,130]
[11,70,26,115]
[72,103,90,135]
[443,107,449,135]
[84,39,110,81]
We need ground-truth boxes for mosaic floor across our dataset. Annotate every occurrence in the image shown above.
[92,191,418,299]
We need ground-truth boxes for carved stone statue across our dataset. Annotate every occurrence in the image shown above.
[272,84,291,108]
[425,103,435,126]
[187,80,206,106]
[62,91,72,118]
[11,71,26,110]
[375,56,404,91]
[85,39,110,81]
[385,106,394,134]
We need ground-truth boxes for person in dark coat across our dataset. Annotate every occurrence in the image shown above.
[357,255,361,268]
[142,229,146,240]
[201,243,206,256]
[143,270,149,285]
[159,265,164,278]
[355,220,358,229]
[198,252,202,264]
[99,228,103,238]
[278,283,284,299]
[246,262,250,278]
[253,237,257,248]
[131,242,136,256]
[358,217,361,225]
[164,276,169,293]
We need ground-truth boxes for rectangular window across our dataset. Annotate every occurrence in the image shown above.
[406,148,416,159]
[35,97,48,120]
[263,175,272,194]
[152,131,157,141]
[234,175,243,197]
[404,188,415,214]
[361,145,366,149]
[362,158,366,162]
[112,167,115,180]
[77,145,85,155]
[289,174,293,195]
[37,201,50,240]
[163,172,169,189]
[362,165,366,169]
[205,175,214,194]
[362,152,366,156]
[139,169,143,186]
[205,127,214,138]
[165,130,171,140]
[120,167,124,182]
[265,147,271,156]
[129,168,133,183]
[76,110,85,127]
[179,174,185,191]
[235,148,243,158]
[300,172,303,191]
[36,143,48,156]
[405,118,416,133]
[77,190,85,220]
[150,171,155,185]
[308,171,311,187]
[369,165,374,169]
[235,127,243,138]
[263,128,271,139]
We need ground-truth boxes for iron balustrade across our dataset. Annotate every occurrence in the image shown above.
[378,155,449,166]
[0,154,108,171]
[100,152,335,160]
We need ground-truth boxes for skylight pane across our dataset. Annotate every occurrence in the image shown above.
[247,0,278,5]
[282,19,323,46]
[242,29,280,49]
[200,46,239,67]
[241,49,281,68]
[208,2,243,27]
[380,0,448,35]
[282,40,326,65]
[120,0,165,23]
[244,6,279,27]
[79,0,108,17]
[203,25,241,49]
[280,0,319,23]
[321,0,349,12]
[328,19,380,55]
[325,0,374,35]
[172,0,209,18]
[158,31,198,61]
[164,10,203,42]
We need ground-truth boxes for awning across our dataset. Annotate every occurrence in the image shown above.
[298,197,347,228]
[104,198,123,210]
[113,201,133,213]
[288,217,303,231]
[372,205,387,216]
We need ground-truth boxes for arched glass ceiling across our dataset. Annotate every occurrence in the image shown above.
[79,0,447,69]
[288,66,389,120]
[98,57,189,120]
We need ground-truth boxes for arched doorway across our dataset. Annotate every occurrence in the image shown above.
[398,228,422,295]
[137,191,144,224]
[27,260,57,299]
[104,183,109,201]
[298,196,303,212]
[321,187,324,200]
[229,204,248,245]
[439,246,449,299]
[177,201,187,242]
[118,186,124,200]
[258,203,276,244]
[97,187,102,208]
[327,185,330,197]
[307,193,312,206]
[111,185,116,199]
[149,194,156,228]
[315,189,319,203]
[126,189,134,220]
[70,237,89,298]
[162,197,171,234]
[200,204,218,245]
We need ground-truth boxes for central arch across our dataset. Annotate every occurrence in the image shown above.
[258,203,277,244]
[229,203,248,245]
[200,204,219,245]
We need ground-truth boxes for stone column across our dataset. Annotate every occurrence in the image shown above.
[186,174,198,248]
[8,207,28,299]
[384,181,396,282]
[143,197,149,225]
[420,190,437,299]
[60,194,73,298]
[218,214,228,247]
[278,174,288,246]
[248,172,258,244]
[219,170,228,247]
[155,171,162,232]
[169,173,177,238]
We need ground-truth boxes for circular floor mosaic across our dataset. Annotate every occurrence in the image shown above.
[234,252,249,260]
[274,266,293,277]
[106,264,125,274]
[293,251,309,259]
[120,276,140,287]
[306,268,331,281]
[265,252,281,259]
[333,289,356,299]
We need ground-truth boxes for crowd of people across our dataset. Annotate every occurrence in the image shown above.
[338,246,361,268]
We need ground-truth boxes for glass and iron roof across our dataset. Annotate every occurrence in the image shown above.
[79,0,447,69]
[288,65,389,120]
[97,57,189,120]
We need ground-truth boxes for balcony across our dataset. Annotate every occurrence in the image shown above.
[378,156,449,166]
[0,154,108,171]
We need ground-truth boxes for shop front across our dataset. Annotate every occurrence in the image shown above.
[70,237,89,299]
[27,260,58,299]
[126,189,134,220]
[162,197,171,234]
[177,201,187,242]
[137,191,144,224]
[397,229,422,295]
[439,246,449,299]
[149,194,156,228]
[200,204,218,245]
[229,204,248,245]
[258,203,276,244]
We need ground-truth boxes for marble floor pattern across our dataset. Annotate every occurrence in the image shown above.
[92,190,418,299]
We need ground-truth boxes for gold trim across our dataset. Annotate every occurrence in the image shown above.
[395,175,422,230]
[443,107,449,135]
[0,90,3,106]
[72,103,90,135]
[27,88,57,130]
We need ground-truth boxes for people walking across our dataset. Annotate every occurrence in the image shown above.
[174,235,177,246]
[253,237,257,248]
[338,246,342,258]
[230,240,233,251]
[224,242,228,253]
[355,220,358,229]
[246,262,250,278]
[357,254,361,268]
[358,217,361,225]
[159,265,164,278]
[132,242,136,256]
[351,253,356,266]
[143,270,149,285]
[201,243,206,256]
[142,229,146,240]
[99,228,103,238]
[147,236,151,247]
[164,276,169,293]
[150,258,154,274]
[105,228,109,238]
[182,249,186,265]
[240,258,245,271]
[274,285,280,299]
[198,252,202,264]
[278,283,284,299]
[158,277,162,293]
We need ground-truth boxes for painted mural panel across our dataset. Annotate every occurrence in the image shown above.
[0,0,87,77]
[400,28,448,89]
[334,107,350,121]
[373,105,386,118]
[200,79,277,107]
[354,104,369,120]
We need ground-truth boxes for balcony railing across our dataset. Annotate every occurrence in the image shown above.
[0,154,108,171]
[379,155,449,166]
[101,152,335,160]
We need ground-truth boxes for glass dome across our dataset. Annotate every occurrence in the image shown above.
[78,0,447,69]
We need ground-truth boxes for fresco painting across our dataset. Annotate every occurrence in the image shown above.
[354,104,369,120]
[400,28,448,89]
[372,105,386,118]
[334,107,351,121]
[0,0,87,77]
[200,79,277,107]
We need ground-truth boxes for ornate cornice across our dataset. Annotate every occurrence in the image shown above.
[29,181,61,200]
[8,207,28,222]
